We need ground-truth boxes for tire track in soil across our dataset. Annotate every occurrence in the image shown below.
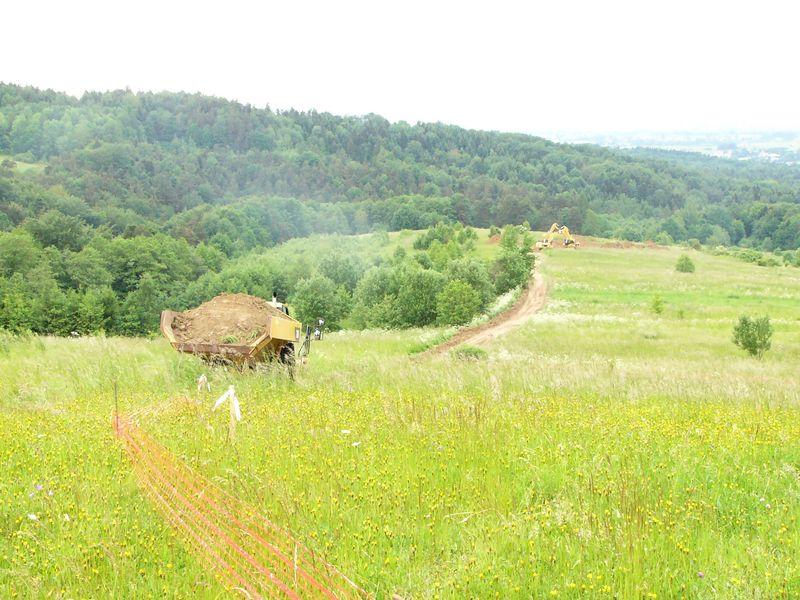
[115,408,365,599]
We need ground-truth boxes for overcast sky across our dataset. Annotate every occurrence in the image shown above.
[3,0,799,135]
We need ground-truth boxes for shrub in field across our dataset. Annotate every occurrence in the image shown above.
[0,329,16,355]
[654,231,674,245]
[414,252,433,269]
[373,229,390,245]
[436,280,482,325]
[413,222,454,250]
[676,254,695,273]
[451,345,488,360]
[651,295,665,315]
[732,248,763,264]
[756,255,781,267]
[733,315,773,358]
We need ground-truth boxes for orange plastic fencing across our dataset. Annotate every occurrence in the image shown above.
[114,406,366,599]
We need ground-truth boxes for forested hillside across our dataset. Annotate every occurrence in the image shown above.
[1,83,799,335]
[3,83,800,246]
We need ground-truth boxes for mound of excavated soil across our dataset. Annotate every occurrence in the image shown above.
[171,293,286,345]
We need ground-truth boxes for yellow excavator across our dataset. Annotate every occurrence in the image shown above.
[535,222,580,250]
[560,225,579,247]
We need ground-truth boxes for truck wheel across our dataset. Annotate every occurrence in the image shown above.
[279,345,295,379]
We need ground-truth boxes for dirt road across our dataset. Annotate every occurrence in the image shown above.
[426,268,548,355]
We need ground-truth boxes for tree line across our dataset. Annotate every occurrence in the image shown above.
[0,220,533,335]
[290,224,534,330]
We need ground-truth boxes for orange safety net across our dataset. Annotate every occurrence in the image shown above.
[114,408,366,599]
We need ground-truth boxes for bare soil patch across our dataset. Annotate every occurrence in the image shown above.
[534,235,666,251]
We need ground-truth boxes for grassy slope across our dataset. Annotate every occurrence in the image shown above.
[0,154,46,174]
[235,228,498,283]
[385,228,500,261]
[1,242,799,598]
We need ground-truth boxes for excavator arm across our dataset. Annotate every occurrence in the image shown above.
[559,225,580,247]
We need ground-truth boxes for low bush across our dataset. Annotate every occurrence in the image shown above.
[650,295,665,315]
[732,315,773,358]
[676,254,695,273]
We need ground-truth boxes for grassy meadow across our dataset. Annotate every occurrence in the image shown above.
[0,154,47,174]
[1,239,799,598]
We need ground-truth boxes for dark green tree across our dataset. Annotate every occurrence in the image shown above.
[119,274,163,334]
[393,268,446,327]
[319,254,364,293]
[24,210,88,251]
[436,280,481,325]
[445,258,494,310]
[494,226,535,294]
[0,231,42,276]
[291,274,349,330]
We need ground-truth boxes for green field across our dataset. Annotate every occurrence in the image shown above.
[2,241,799,598]
[0,154,46,174]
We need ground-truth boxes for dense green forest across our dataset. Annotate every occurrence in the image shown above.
[0,83,798,335]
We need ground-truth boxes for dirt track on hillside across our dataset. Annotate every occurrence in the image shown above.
[425,268,548,355]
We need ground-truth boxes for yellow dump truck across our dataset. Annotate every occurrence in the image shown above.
[160,293,303,367]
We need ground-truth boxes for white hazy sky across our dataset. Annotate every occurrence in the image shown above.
[2,0,799,135]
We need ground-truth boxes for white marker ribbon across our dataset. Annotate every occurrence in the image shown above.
[213,385,241,421]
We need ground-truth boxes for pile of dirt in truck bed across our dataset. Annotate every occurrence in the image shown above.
[171,293,287,345]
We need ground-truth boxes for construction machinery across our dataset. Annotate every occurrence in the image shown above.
[536,223,580,250]
[160,293,303,368]
[560,225,579,247]
[536,223,560,249]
